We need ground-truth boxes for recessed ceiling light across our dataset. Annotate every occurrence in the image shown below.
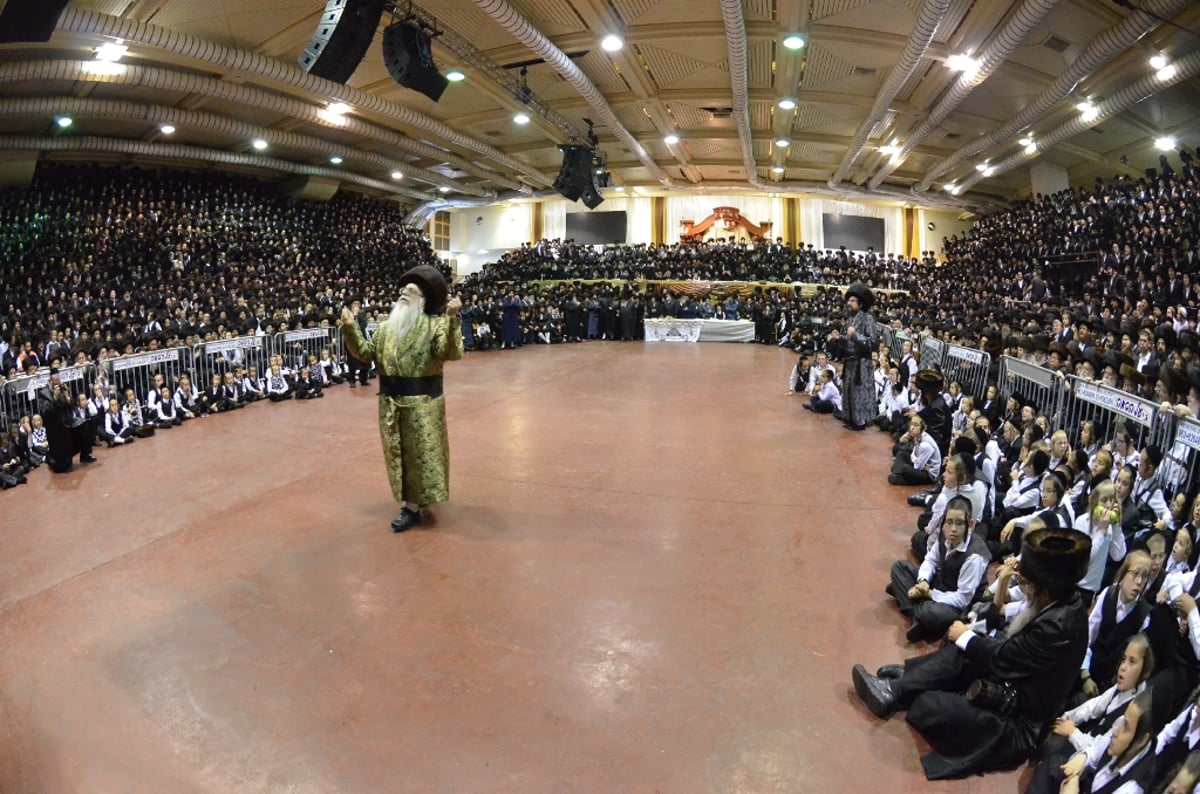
[159,124,175,135]
[664,134,679,145]
[772,165,785,173]
[777,98,796,110]
[601,35,624,52]
[1156,136,1176,151]
[445,69,466,82]
[439,186,451,193]
[329,155,343,165]
[251,138,268,150]
[1018,136,1032,146]
[95,42,128,62]
[513,113,530,124]
[1157,64,1178,81]
[1024,141,1038,155]
[944,184,960,195]
[328,102,350,115]
[782,34,805,50]
[1150,54,1168,70]
[56,116,72,128]
[391,171,403,180]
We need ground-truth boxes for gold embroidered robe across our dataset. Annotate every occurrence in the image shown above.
[340,313,463,505]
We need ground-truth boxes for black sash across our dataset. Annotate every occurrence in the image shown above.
[378,375,443,398]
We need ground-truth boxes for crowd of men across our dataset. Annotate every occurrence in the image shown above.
[7,153,1200,787]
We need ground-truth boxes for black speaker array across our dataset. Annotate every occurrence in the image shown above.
[298,0,386,84]
[554,145,601,204]
[0,0,71,44]
[382,22,449,102]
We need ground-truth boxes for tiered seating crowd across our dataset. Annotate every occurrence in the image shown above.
[5,151,1200,789]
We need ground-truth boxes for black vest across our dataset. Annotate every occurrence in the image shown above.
[1157,705,1200,780]
[1085,745,1155,794]
[930,532,989,594]
[1089,586,1151,687]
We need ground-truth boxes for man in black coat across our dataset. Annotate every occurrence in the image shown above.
[851,521,1091,780]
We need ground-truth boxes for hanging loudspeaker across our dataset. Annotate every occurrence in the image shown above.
[382,22,449,102]
[298,0,386,85]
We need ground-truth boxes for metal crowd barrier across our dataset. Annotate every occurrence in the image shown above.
[0,363,94,428]
[940,344,992,403]
[1059,375,1162,457]
[109,347,190,408]
[192,335,268,389]
[270,328,341,374]
[997,356,1066,428]
[918,336,945,372]
[1163,416,1200,499]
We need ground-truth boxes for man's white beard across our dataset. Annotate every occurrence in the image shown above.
[387,295,425,339]
[1005,602,1038,637]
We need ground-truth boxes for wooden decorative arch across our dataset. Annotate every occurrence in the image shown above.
[679,206,773,242]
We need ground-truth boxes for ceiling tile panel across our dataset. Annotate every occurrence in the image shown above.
[612,104,656,133]
[508,0,586,35]
[750,101,773,129]
[668,104,715,130]
[638,44,723,89]
[793,104,841,130]
[575,51,630,93]
[744,0,774,21]
[609,0,660,25]
[718,40,774,89]
[803,43,856,86]
[811,0,875,21]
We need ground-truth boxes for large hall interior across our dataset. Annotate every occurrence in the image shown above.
[2,0,1200,791]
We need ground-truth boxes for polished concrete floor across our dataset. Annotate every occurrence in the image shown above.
[0,342,1026,793]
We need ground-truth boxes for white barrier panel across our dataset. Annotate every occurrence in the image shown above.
[1072,380,1156,428]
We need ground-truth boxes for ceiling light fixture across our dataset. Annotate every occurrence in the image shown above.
[438,186,451,193]
[614,186,624,191]
[945,184,960,195]
[159,124,175,135]
[664,134,679,145]
[601,35,623,52]
[1018,136,1032,146]
[95,41,128,62]
[329,155,343,165]
[1024,141,1038,155]
[55,116,72,128]
[777,98,796,110]
[771,165,785,173]
[1157,63,1178,81]
[879,142,900,155]
[782,34,805,50]
[513,113,530,124]
[1081,106,1099,122]
[390,171,403,180]
[328,102,350,115]
[946,53,979,74]
[975,162,988,171]
[251,138,268,150]
[983,166,995,177]
[775,137,790,147]
[1150,54,1168,70]
[1076,101,1092,113]
[1156,136,1176,151]
[445,69,466,82]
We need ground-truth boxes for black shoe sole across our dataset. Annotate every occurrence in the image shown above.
[852,665,895,719]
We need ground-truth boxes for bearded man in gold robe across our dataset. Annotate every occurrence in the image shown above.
[339,265,463,531]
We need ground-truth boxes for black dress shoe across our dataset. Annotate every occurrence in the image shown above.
[905,622,927,643]
[390,508,422,532]
[907,492,932,507]
[80,454,97,463]
[876,664,904,679]
[852,664,898,718]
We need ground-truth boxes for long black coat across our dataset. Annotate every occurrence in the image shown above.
[898,591,1089,780]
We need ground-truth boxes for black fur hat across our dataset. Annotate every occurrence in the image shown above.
[1020,526,1091,600]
